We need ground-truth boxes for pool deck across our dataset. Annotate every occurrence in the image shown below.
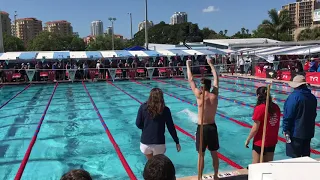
[177,169,248,180]
[178,158,320,179]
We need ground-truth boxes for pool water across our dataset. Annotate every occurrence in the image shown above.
[0,77,319,180]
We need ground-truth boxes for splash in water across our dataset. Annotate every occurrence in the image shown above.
[177,108,198,124]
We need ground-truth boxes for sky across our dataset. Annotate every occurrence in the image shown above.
[2,0,292,38]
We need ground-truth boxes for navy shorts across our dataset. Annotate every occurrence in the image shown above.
[286,137,311,158]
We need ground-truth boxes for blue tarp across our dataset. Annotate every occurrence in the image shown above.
[124,46,146,51]
[19,52,38,60]
[85,51,102,59]
[53,52,70,59]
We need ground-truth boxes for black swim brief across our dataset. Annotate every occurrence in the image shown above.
[253,144,276,155]
[196,124,219,152]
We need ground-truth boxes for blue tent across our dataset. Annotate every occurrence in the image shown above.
[124,46,146,51]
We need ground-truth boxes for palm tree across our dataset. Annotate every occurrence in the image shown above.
[241,27,246,34]
[246,29,249,35]
[224,30,228,36]
[260,8,293,40]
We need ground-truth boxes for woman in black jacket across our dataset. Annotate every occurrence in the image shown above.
[136,88,181,160]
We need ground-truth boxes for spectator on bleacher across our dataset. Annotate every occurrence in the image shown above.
[245,87,281,163]
[0,62,3,83]
[60,169,92,180]
[283,75,317,158]
[143,154,176,180]
[309,58,318,72]
[136,88,181,160]
[304,60,310,72]
[131,59,137,68]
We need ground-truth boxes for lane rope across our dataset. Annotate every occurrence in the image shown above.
[136,80,320,155]
[82,82,137,180]
[15,83,58,180]
[0,84,31,109]
[108,81,243,170]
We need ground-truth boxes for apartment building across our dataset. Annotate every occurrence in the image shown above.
[281,0,320,39]
[0,11,11,36]
[170,12,188,25]
[44,20,73,36]
[138,20,154,31]
[15,17,42,45]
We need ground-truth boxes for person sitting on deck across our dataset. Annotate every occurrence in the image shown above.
[143,154,176,180]
[245,87,281,164]
[60,169,92,180]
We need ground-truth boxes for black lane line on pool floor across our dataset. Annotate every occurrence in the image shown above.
[107,81,243,170]
[82,82,137,180]
[15,83,58,180]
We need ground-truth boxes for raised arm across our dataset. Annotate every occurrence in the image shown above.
[186,59,201,98]
[206,56,219,95]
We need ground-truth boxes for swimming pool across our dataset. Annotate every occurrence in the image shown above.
[0,77,319,179]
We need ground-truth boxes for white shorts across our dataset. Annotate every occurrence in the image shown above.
[140,143,166,155]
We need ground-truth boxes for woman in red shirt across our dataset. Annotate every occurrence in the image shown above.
[245,87,281,163]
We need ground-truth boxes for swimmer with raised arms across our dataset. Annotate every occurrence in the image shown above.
[186,56,220,180]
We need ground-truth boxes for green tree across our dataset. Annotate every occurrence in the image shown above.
[132,22,204,45]
[3,34,25,52]
[231,27,252,39]
[86,35,127,51]
[27,32,86,51]
[257,8,293,40]
[298,27,320,41]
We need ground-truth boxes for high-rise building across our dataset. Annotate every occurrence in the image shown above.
[281,0,320,39]
[44,20,73,36]
[15,17,42,46]
[106,26,113,35]
[0,11,12,36]
[11,24,16,36]
[170,12,188,25]
[91,20,104,36]
[138,20,154,31]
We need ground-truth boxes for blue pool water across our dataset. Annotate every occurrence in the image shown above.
[0,77,319,180]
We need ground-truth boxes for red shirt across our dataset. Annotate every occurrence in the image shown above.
[304,62,310,71]
[252,103,281,147]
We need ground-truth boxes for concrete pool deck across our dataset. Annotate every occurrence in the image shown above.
[178,158,320,180]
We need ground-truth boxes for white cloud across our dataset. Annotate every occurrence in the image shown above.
[202,6,219,13]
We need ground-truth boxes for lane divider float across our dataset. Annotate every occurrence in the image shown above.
[15,83,58,180]
[108,81,243,170]
[0,84,31,110]
[82,82,137,180]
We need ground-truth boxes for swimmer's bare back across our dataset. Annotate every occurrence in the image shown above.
[197,91,218,125]
[186,56,219,125]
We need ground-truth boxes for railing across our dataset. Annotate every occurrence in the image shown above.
[0,65,230,84]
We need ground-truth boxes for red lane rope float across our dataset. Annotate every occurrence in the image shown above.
[156,78,279,114]
[82,82,137,180]
[173,78,320,127]
[136,80,320,155]
[223,75,320,91]
[221,77,320,99]
[0,84,31,110]
[108,81,243,170]
[15,83,58,180]
[175,77,286,103]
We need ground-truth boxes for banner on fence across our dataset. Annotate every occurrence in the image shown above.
[108,68,117,82]
[26,69,35,82]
